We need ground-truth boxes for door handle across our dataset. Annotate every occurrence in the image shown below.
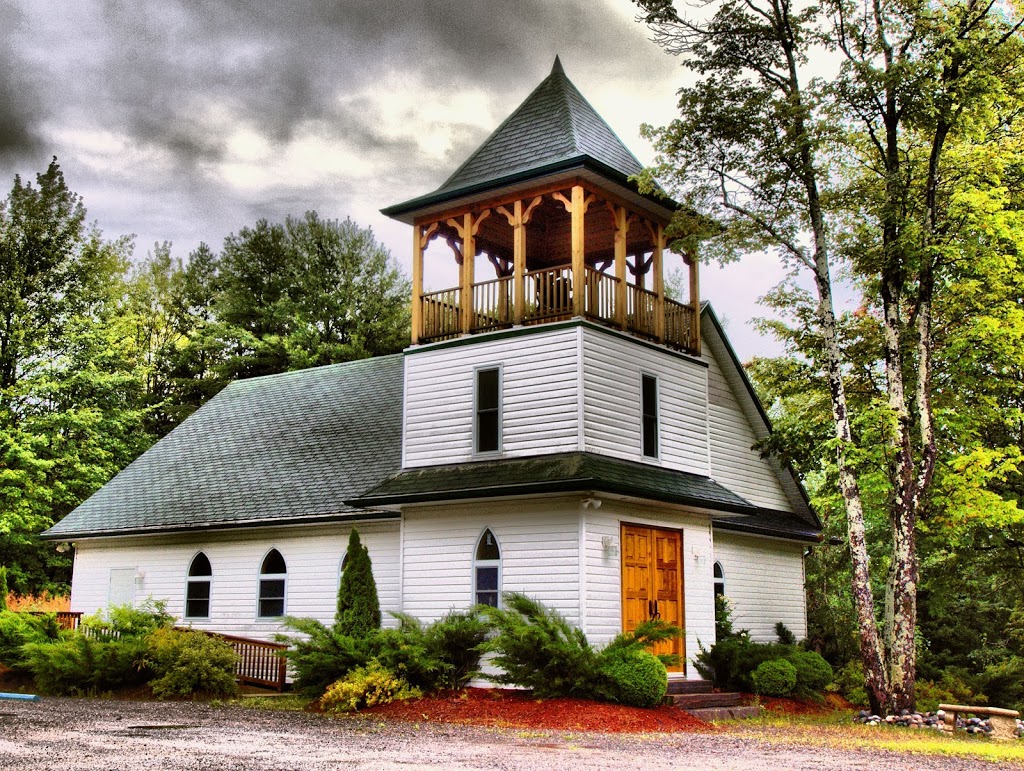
[648,600,654,618]
[652,600,661,620]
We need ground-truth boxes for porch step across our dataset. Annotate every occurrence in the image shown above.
[686,705,761,721]
[666,679,714,695]
[670,691,744,709]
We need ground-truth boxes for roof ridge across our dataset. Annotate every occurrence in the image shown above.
[226,352,403,388]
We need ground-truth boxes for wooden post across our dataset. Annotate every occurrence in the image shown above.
[653,224,665,342]
[499,198,540,326]
[687,248,701,354]
[412,225,423,344]
[571,185,587,317]
[461,212,474,334]
[612,205,629,330]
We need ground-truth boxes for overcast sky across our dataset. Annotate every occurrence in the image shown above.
[0,0,796,360]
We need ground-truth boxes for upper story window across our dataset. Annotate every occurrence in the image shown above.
[258,548,287,618]
[185,552,212,619]
[713,561,725,597]
[474,529,501,607]
[641,373,659,458]
[475,367,502,454]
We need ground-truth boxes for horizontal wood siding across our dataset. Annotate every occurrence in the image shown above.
[401,500,581,625]
[704,335,792,512]
[712,531,807,642]
[403,329,581,467]
[69,521,401,641]
[584,501,715,680]
[581,328,709,475]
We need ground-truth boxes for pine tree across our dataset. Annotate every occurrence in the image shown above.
[335,529,380,637]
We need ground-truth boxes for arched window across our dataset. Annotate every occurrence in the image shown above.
[258,549,287,618]
[185,552,212,619]
[713,561,725,598]
[474,529,501,607]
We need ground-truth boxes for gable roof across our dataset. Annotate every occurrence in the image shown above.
[42,356,405,540]
[382,58,667,221]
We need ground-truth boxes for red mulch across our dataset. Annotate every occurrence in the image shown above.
[749,692,852,716]
[350,687,713,733]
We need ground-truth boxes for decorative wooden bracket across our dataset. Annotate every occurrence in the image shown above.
[553,190,594,215]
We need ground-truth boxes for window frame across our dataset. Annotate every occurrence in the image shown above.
[473,528,502,609]
[257,548,288,620]
[473,364,503,456]
[641,372,660,459]
[713,560,725,598]
[184,551,213,620]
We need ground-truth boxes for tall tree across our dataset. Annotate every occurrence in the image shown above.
[635,0,1024,712]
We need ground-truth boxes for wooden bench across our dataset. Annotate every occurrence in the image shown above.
[938,703,1020,742]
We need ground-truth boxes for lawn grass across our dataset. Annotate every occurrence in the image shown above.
[718,709,1024,765]
[230,694,312,711]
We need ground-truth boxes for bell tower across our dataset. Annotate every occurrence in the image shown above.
[383,57,701,354]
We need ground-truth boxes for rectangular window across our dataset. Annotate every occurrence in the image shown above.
[475,367,501,454]
[642,374,659,458]
[475,566,499,607]
[185,581,211,619]
[258,579,285,618]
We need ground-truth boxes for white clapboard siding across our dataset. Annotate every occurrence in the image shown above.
[581,328,710,476]
[703,332,793,512]
[712,531,807,642]
[583,501,715,680]
[403,328,581,467]
[401,499,581,625]
[70,521,401,642]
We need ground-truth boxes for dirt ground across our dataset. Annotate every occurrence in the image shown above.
[0,697,1016,771]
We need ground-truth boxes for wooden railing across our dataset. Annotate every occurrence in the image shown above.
[664,297,696,351]
[190,630,288,691]
[421,287,461,342]
[627,285,658,339]
[524,266,573,323]
[471,276,514,332]
[27,611,83,631]
[584,267,618,321]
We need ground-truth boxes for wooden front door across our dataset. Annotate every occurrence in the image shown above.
[621,524,684,672]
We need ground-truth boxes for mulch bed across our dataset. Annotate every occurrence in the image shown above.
[752,692,853,716]
[349,687,713,733]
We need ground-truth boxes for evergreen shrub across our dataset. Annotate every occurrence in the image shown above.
[147,628,239,699]
[373,610,488,692]
[752,658,797,696]
[789,650,833,693]
[278,617,373,696]
[319,661,420,712]
[0,610,62,670]
[23,634,152,695]
[0,567,8,612]
[599,649,668,707]
[335,529,381,637]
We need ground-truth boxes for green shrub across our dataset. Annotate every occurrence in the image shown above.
[147,628,239,699]
[335,529,381,638]
[978,657,1024,712]
[0,610,62,671]
[790,650,833,693]
[695,635,790,691]
[319,660,419,712]
[599,649,668,707]
[374,610,488,692]
[714,594,736,640]
[775,622,797,646]
[0,567,8,612]
[22,634,151,695]
[752,658,797,697]
[482,593,680,704]
[81,599,174,640]
[277,617,373,696]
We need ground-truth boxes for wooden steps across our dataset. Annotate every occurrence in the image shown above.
[666,679,713,695]
[670,691,743,709]
[665,679,759,719]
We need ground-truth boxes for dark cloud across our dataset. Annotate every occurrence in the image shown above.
[0,3,43,161]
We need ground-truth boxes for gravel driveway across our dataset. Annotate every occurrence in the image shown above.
[0,697,1015,770]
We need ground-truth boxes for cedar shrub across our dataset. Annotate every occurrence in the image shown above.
[335,528,381,637]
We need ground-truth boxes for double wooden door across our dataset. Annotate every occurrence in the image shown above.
[621,524,684,671]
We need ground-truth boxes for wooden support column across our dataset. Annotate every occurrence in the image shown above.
[412,225,424,344]
[608,204,630,330]
[570,186,593,317]
[447,210,490,335]
[687,248,701,354]
[653,224,665,343]
[498,197,541,325]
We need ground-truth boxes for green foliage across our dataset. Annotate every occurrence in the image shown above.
[916,671,986,713]
[482,593,680,705]
[373,610,488,692]
[277,616,373,696]
[0,610,62,670]
[978,657,1024,712]
[81,600,174,640]
[335,529,380,638]
[830,659,869,708]
[319,660,420,713]
[146,628,239,699]
[775,623,797,647]
[598,649,668,708]
[789,650,833,693]
[714,593,735,640]
[0,567,7,612]
[22,633,151,695]
[696,634,832,697]
[752,658,797,697]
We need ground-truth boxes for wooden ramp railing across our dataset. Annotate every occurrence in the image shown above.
[191,630,288,691]
[27,611,83,631]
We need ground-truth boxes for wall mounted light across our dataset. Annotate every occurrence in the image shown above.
[581,497,602,509]
[601,535,619,556]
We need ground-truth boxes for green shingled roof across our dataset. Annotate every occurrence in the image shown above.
[348,451,758,515]
[382,58,656,219]
[42,355,405,540]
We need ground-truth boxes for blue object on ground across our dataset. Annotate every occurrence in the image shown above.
[0,692,40,701]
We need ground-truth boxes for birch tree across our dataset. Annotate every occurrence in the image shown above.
[634,0,1024,712]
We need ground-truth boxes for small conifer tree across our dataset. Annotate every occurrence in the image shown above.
[0,567,9,612]
[335,529,380,637]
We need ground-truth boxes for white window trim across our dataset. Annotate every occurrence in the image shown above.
[713,560,726,596]
[473,527,502,609]
[640,371,660,461]
[257,548,288,620]
[473,364,503,456]
[184,551,213,620]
